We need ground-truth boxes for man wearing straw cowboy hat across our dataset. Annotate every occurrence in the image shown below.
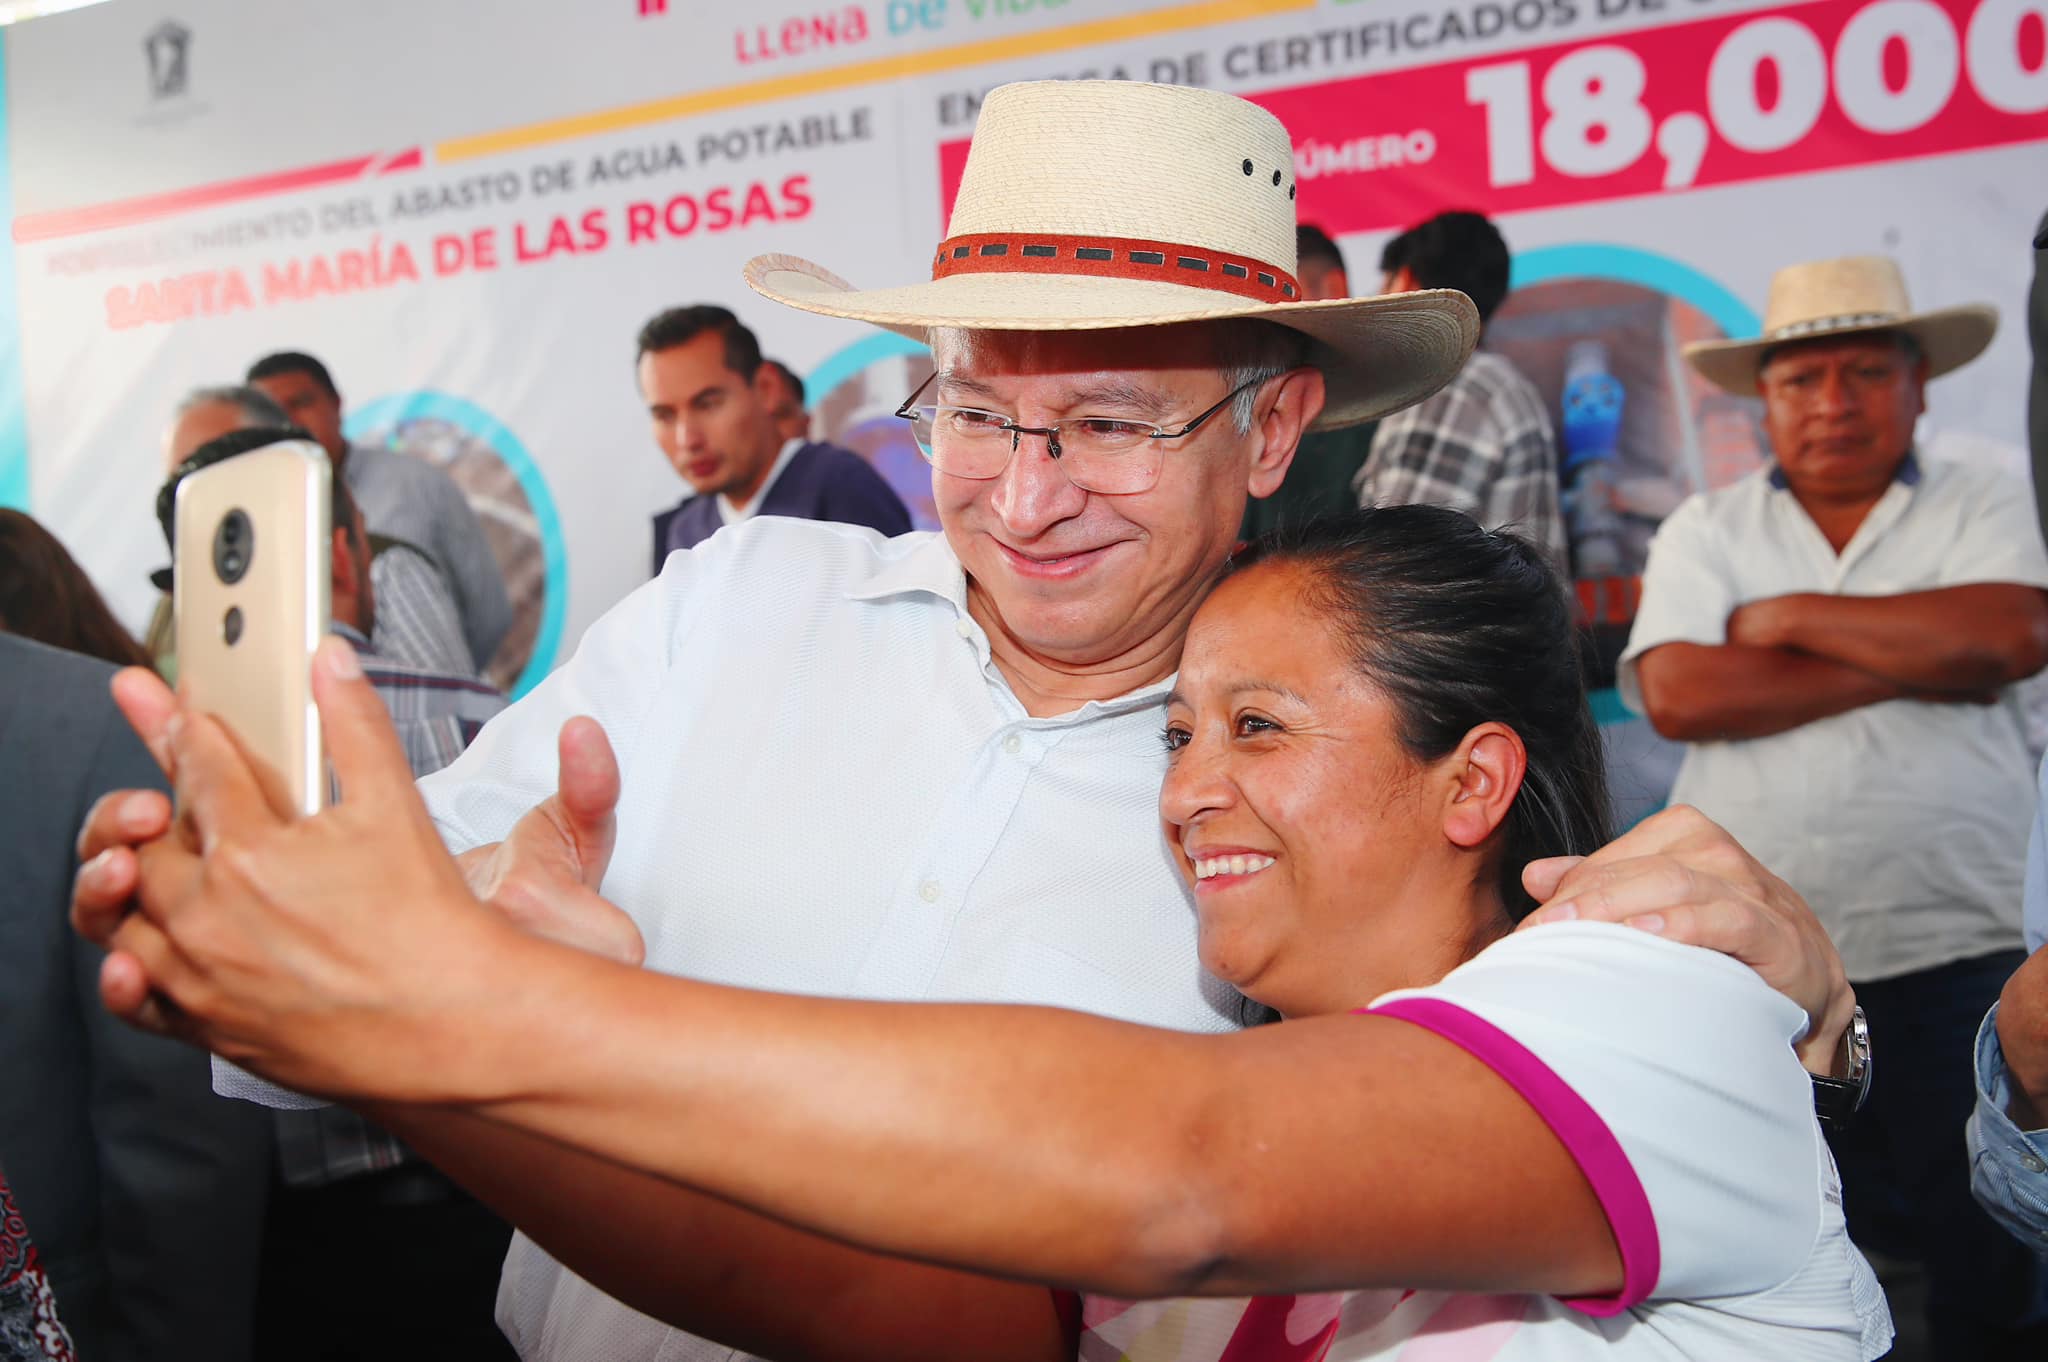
[72,81,1859,1361]
[1624,254,2048,1358]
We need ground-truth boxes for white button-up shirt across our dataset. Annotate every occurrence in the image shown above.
[1619,456,2048,982]
[417,518,1240,1362]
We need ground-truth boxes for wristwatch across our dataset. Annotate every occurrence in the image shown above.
[1812,1005,1872,1130]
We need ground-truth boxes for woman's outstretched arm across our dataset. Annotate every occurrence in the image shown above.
[430,935,1624,1302]
[93,648,1829,1318]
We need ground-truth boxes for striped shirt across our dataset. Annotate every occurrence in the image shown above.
[345,443,512,672]
[368,539,476,679]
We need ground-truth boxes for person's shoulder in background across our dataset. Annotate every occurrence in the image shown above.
[0,631,272,1362]
[798,440,914,537]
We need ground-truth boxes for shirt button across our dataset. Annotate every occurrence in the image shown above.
[2023,1153,2048,1174]
[1003,734,1023,755]
[919,879,941,904]
[955,618,974,639]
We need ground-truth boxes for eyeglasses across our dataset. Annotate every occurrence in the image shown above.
[894,373,1264,495]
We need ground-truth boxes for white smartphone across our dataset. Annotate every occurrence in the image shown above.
[172,440,331,815]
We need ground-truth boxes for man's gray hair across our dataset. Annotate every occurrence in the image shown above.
[1216,320,1313,435]
[174,384,291,429]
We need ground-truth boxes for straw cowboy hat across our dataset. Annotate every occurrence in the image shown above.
[744,81,1478,430]
[1685,255,1998,396]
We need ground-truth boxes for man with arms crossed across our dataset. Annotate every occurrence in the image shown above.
[1625,255,2048,1357]
[80,82,1859,1362]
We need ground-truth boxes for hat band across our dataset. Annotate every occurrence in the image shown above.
[1765,310,1901,341]
[932,232,1301,304]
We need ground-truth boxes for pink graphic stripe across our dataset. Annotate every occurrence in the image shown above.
[14,148,423,244]
[1362,997,1659,1317]
[1394,1293,1528,1361]
[1215,1293,1341,1362]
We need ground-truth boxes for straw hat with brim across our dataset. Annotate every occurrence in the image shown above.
[745,80,1478,431]
[1684,255,1998,397]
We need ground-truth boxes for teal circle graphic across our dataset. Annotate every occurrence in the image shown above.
[345,391,565,699]
[1511,244,1760,733]
[1512,244,1761,337]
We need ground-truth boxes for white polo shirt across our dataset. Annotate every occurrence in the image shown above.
[1618,456,2048,982]
[417,518,1240,1362]
[1078,925,1892,1361]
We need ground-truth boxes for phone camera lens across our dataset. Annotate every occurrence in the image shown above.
[213,509,254,584]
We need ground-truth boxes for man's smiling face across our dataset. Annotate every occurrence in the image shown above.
[931,323,1306,673]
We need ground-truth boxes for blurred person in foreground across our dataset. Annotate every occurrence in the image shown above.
[1971,756,2048,1253]
[0,621,270,1360]
[1627,254,2048,1358]
[1969,211,2048,1254]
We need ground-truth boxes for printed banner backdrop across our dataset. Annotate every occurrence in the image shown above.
[3,0,2044,704]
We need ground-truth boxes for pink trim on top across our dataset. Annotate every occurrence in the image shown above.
[1360,996,1660,1316]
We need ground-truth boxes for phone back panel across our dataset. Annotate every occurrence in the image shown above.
[174,442,330,815]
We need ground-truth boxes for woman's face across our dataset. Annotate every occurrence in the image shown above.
[1159,562,1473,1018]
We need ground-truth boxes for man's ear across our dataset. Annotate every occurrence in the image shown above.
[1246,365,1327,500]
[1442,723,1528,851]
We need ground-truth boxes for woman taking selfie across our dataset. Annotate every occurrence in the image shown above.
[88,506,1888,1360]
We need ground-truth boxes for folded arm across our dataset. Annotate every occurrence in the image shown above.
[1729,585,2048,693]
[1633,640,1904,742]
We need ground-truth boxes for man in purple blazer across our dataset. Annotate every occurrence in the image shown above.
[641,306,912,573]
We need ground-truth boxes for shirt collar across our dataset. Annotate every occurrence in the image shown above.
[1767,449,1921,490]
[716,436,807,525]
[844,530,968,608]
